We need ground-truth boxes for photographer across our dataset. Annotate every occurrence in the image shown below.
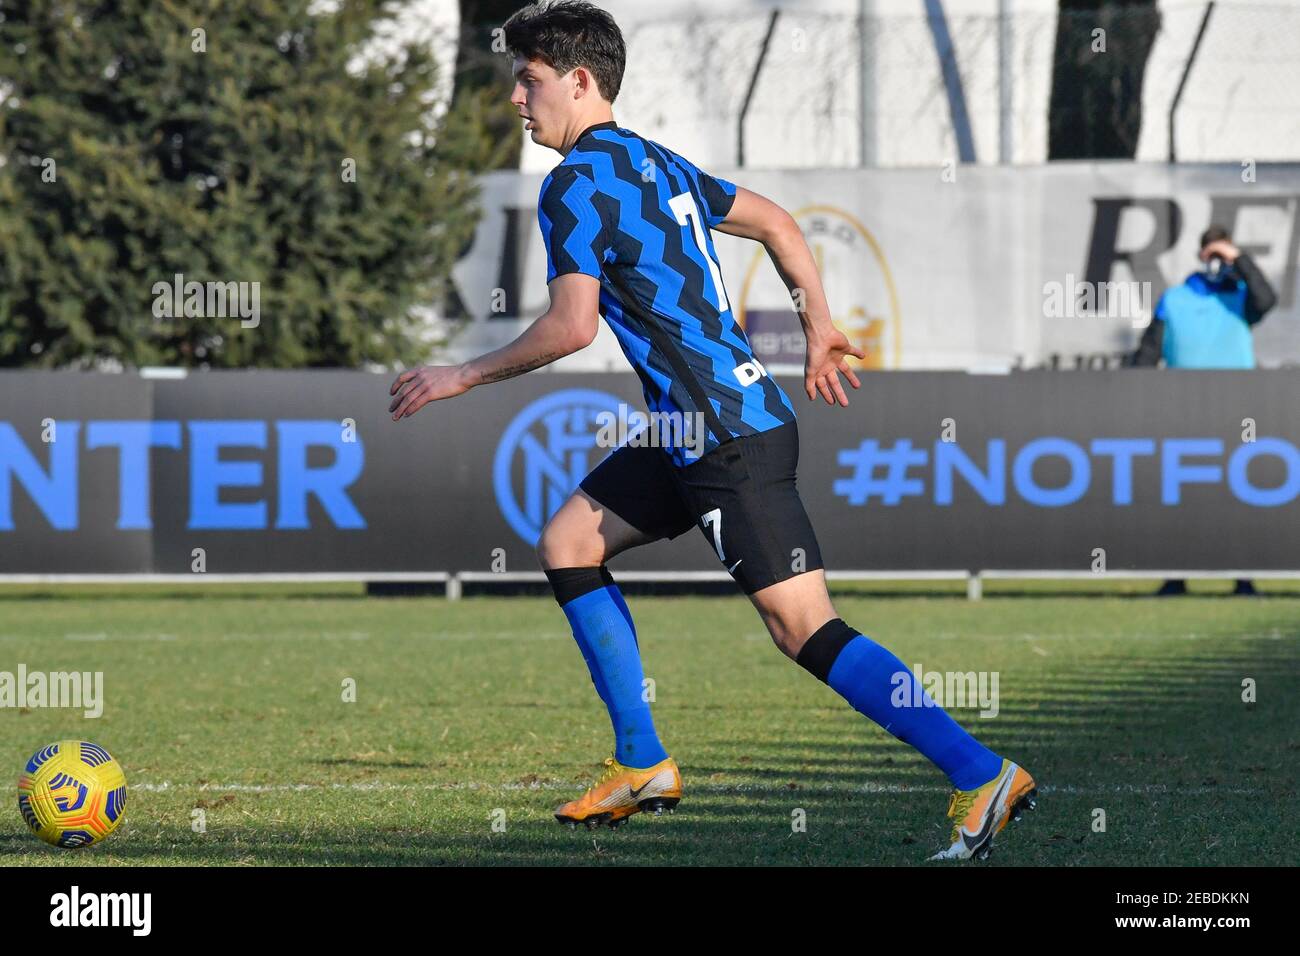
[1133,225,1277,369]
[1132,224,1279,595]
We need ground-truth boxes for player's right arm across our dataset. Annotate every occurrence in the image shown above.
[462,274,601,385]
[388,274,599,421]
[389,166,610,422]
[715,187,864,406]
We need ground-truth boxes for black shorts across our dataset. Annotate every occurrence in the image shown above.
[578,421,824,594]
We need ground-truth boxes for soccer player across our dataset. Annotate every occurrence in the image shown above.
[389,0,1037,860]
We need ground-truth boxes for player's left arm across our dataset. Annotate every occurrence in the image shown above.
[388,273,600,421]
[715,186,865,406]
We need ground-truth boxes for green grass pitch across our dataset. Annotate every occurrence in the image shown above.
[0,580,1296,866]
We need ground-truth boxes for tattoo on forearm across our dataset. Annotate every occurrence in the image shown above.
[479,350,564,384]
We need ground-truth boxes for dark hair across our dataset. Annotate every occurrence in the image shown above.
[503,1,626,103]
[1200,225,1231,248]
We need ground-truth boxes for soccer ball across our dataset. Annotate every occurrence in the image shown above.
[17,741,127,848]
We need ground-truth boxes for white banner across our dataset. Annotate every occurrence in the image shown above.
[445,162,1300,372]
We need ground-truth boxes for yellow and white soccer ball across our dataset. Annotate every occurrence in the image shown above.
[17,741,127,848]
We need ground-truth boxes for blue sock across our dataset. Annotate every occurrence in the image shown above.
[605,582,639,649]
[796,618,1003,790]
[545,567,668,769]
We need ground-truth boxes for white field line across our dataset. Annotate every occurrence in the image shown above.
[0,629,1291,643]
[0,632,562,642]
[129,781,1269,796]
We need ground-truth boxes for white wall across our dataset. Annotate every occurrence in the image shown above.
[511,0,1299,173]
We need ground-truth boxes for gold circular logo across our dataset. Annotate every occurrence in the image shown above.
[737,205,900,369]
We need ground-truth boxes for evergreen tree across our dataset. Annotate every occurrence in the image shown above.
[447,0,527,174]
[0,0,481,368]
[1048,0,1160,160]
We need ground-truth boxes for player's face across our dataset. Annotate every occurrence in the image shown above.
[510,57,574,151]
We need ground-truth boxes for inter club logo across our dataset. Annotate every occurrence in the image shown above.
[493,388,623,545]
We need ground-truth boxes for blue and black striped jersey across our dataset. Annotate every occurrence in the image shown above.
[537,121,796,467]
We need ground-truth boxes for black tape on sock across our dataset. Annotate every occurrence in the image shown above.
[544,565,615,606]
[795,618,858,683]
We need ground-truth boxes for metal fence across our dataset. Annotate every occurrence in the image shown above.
[587,1,1300,170]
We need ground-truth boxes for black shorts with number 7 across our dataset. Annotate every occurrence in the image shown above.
[578,421,824,594]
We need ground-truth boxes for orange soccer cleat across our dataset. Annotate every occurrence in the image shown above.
[554,756,682,830]
[928,759,1038,861]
